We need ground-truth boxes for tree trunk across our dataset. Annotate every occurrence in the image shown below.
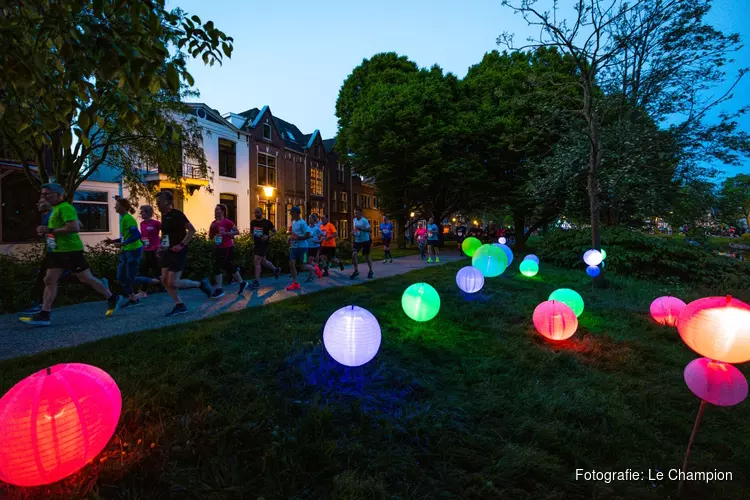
[397,213,406,249]
[513,212,525,251]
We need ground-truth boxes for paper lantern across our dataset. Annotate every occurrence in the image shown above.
[492,243,514,266]
[677,296,750,364]
[586,265,600,277]
[323,305,381,367]
[461,237,482,257]
[402,283,441,322]
[684,358,748,406]
[472,244,507,278]
[549,288,584,317]
[519,259,539,277]
[583,249,603,266]
[0,363,121,487]
[533,300,578,341]
[650,296,687,326]
[523,254,540,264]
[498,237,507,244]
[601,248,607,260]
[456,266,484,294]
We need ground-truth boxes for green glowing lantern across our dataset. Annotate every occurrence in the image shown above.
[549,288,584,317]
[519,259,539,277]
[472,244,507,278]
[601,248,607,260]
[401,283,441,322]
[461,237,482,257]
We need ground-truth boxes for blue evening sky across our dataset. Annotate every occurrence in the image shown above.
[173,0,749,178]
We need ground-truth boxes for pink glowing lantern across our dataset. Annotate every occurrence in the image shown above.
[650,296,687,326]
[676,295,750,364]
[684,358,748,407]
[0,363,122,487]
[532,300,578,341]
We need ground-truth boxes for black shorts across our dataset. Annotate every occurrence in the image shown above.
[321,246,336,259]
[353,241,371,256]
[382,237,392,246]
[254,239,269,257]
[47,251,90,273]
[160,247,188,273]
[140,250,161,277]
[213,246,236,275]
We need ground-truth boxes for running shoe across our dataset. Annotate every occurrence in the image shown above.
[427,258,433,263]
[211,288,225,299]
[22,303,42,315]
[238,281,249,295]
[18,311,51,326]
[367,270,374,279]
[350,270,360,280]
[200,278,214,298]
[286,282,301,291]
[314,265,323,279]
[166,303,189,317]
[274,267,281,279]
[105,294,122,317]
[436,257,440,263]
[383,259,388,264]
[250,280,260,289]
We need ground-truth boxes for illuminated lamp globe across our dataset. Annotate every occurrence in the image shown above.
[492,243,514,266]
[323,305,381,367]
[523,254,540,264]
[472,244,507,278]
[684,358,748,407]
[601,248,607,260]
[583,249,603,266]
[549,288,585,317]
[0,363,121,487]
[456,266,484,294]
[519,259,539,277]
[498,237,507,244]
[676,296,750,364]
[586,265,600,277]
[402,283,441,322]
[533,300,578,341]
[650,296,687,326]
[461,237,482,257]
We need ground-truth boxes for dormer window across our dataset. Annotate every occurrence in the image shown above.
[263,123,271,140]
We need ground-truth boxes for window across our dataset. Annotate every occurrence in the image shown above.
[258,152,277,187]
[220,193,237,223]
[263,123,272,140]
[373,223,380,239]
[339,219,349,239]
[286,130,295,141]
[332,191,337,211]
[218,139,236,178]
[354,193,360,209]
[336,163,345,183]
[363,195,370,209]
[340,191,348,213]
[310,201,323,218]
[310,167,323,196]
[314,144,320,157]
[260,197,277,227]
[374,196,378,209]
[73,190,109,232]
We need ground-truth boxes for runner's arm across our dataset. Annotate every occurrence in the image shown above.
[122,227,141,245]
[51,219,81,234]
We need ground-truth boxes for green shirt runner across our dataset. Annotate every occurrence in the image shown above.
[47,201,84,253]
[120,212,143,252]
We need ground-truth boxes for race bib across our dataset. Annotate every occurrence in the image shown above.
[46,233,57,250]
[253,228,264,238]
[428,232,434,238]
[141,238,149,247]
[382,228,390,235]
[161,235,170,248]
[214,235,223,245]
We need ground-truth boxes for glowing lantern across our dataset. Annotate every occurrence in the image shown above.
[472,244,507,278]
[523,254,540,264]
[650,296,687,326]
[461,237,482,257]
[456,266,484,294]
[549,288,584,317]
[586,265,600,277]
[402,283,441,322]
[498,237,507,244]
[533,300,578,341]
[519,259,539,277]
[323,305,381,367]
[583,249,603,266]
[684,358,748,407]
[492,243,514,266]
[601,248,607,260]
[0,363,121,487]
[677,296,750,364]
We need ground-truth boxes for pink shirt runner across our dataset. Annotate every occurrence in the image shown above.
[210,218,236,248]
[415,228,427,243]
[140,219,162,252]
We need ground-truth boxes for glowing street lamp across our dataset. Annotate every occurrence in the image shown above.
[262,186,275,219]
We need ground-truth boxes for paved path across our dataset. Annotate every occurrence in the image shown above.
[0,254,463,361]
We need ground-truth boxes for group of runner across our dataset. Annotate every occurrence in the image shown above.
[17,184,393,326]
[413,217,441,263]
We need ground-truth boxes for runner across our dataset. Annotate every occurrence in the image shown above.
[414,221,427,260]
[155,190,213,316]
[351,207,374,279]
[18,183,119,326]
[426,217,440,263]
[380,215,394,263]
[208,203,247,298]
[319,213,345,276]
[455,221,467,256]
[307,213,323,276]
[249,206,280,289]
[286,206,321,291]
[133,204,162,294]
[103,196,143,307]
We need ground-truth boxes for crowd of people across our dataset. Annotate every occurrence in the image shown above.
[17,185,415,327]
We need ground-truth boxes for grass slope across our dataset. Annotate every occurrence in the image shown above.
[1,259,749,499]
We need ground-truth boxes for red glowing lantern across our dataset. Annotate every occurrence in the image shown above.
[0,363,121,487]
[677,296,750,364]
[532,300,578,341]
[649,296,686,326]
[684,358,748,407]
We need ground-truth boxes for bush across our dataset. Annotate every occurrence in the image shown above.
[536,227,750,295]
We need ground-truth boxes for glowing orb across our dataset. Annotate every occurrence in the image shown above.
[533,300,578,341]
[684,358,748,406]
[461,237,482,257]
[323,305,382,367]
[456,266,484,294]
[519,259,539,277]
[549,288,584,317]
[601,248,607,260]
[583,249,603,266]
[402,283,441,322]
[586,265,600,277]
[492,243,514,266]
[677,296,750,364]
[498,237,507,244]
[472,244,507,278]
[650,296,687,326]
[523,254,540,264]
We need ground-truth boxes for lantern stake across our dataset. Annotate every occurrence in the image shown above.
[678,399,707,497]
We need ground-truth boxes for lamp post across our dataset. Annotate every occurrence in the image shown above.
[262,186,275,221]
[409,211,416,247]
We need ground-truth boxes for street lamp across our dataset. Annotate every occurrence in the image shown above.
[262,185,275,220]
[410,212,415,218]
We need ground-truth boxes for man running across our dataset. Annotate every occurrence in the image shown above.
[455,221,467,256]
[319,214,345,276]
[286,205,320,291]
[414,221,427,260]
[19,183,119,326]
[307,214,323,275]
[380,215,394,263]
[249,206,280,289]
[426,217,440,263]
[134,204,162,294]
[351,207,374,279]
[208,203,247,298]
[155,190,213,316]
[104,196,143,307]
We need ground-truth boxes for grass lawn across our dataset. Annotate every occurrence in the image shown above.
[1,258,749,499]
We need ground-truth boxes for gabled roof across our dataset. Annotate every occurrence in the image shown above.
[234,105,335,155]
[322,138,336,153]
[185,103,242,132]
[305,130,321,150]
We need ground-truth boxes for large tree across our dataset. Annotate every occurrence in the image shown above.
[717,174,750,230]
[0,0,233,199]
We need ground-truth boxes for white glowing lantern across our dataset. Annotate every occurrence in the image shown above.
[323,305,382,367]
[456,266,484,294]
[498,237,507,244]
[583,249,603,267]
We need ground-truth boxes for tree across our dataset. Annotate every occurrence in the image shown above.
[0,0,233,199]
[717,174,750,230]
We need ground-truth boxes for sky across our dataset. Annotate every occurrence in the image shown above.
[173,0,750,178]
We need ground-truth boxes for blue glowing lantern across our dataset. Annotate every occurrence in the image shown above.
[472,244,507,278]
[491,243,514,266]
[586,265,601,277]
